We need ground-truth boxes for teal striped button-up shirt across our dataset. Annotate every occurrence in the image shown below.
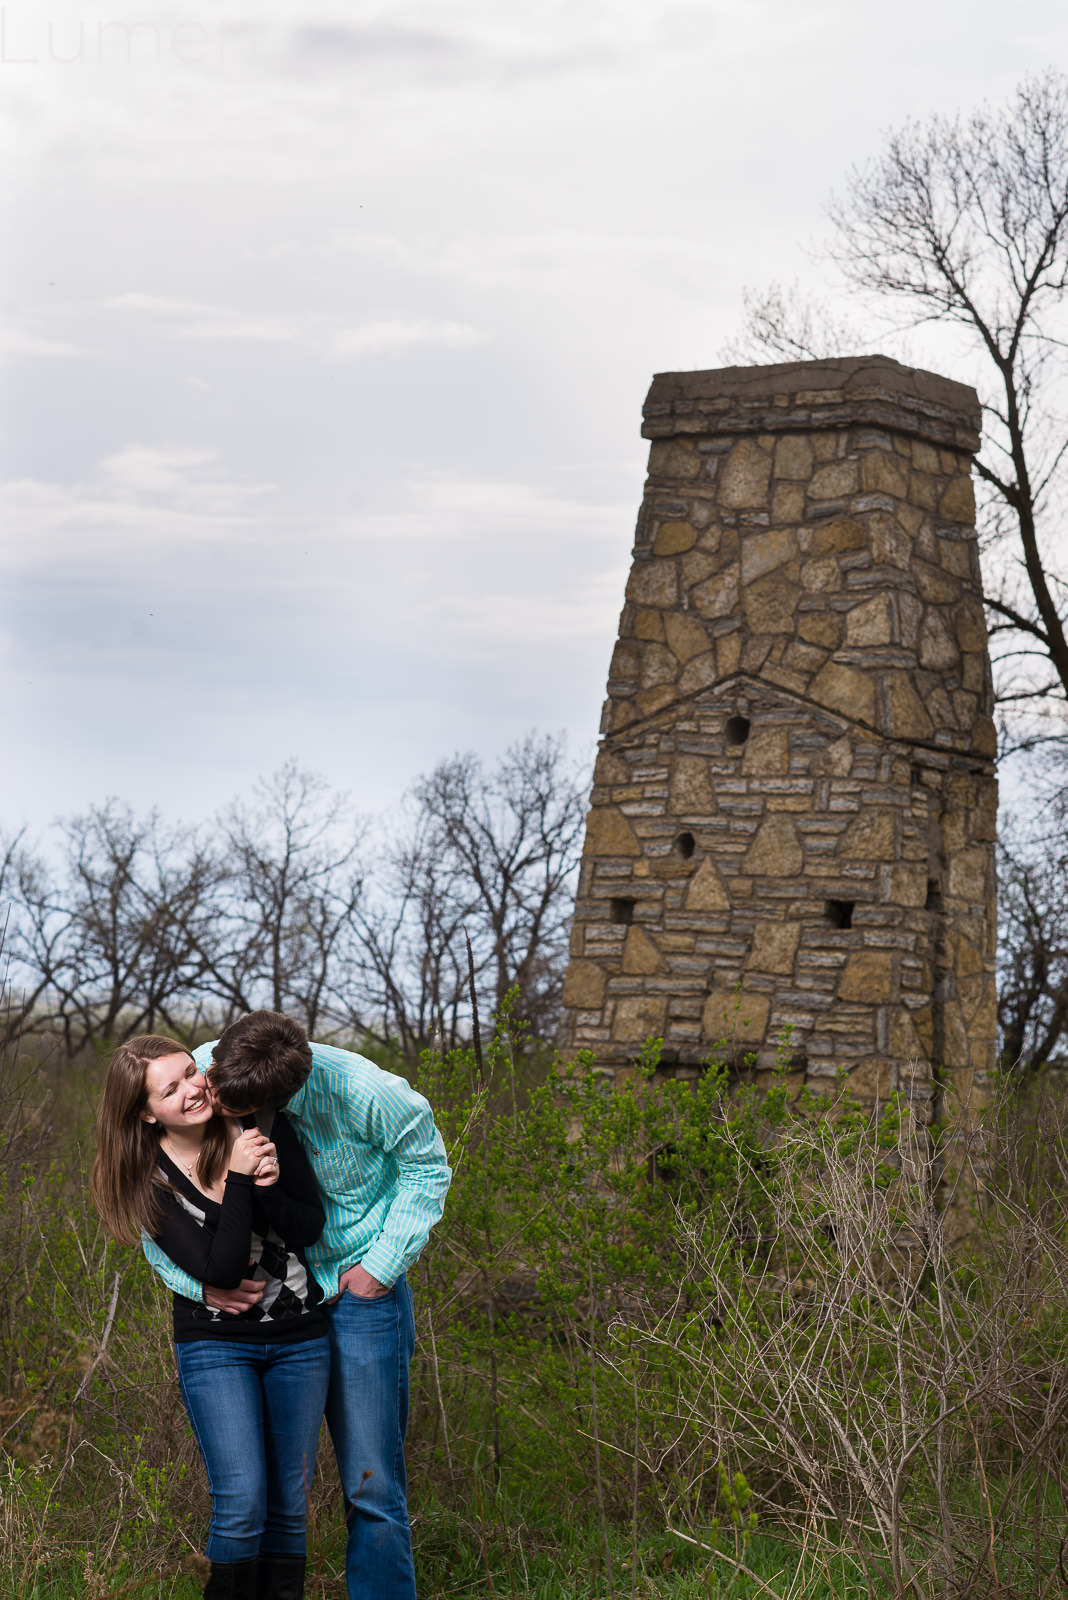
[141,1040,452,1301]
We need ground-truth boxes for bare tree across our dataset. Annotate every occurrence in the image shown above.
[345,734,588,1060]
[413,733,587,1034]
[4,806,222,1052]
[997,815,1068,1073]
[1,737,587,1059]
[206,762,368,1037]
[736,73,1068,747]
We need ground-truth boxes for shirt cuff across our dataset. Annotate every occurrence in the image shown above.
[356,1240,404,1288]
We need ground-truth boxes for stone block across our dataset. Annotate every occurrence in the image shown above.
[637,685,677,716]
[741,725,789,776]
[774,434,813,480]
[809,460,858,499]
[680,550,719,589]
[692,564,740,619]
[654,520,698,554]
[918,610,960,671]
[665,611,711,662]
[741,527,798,585]
[939,476,975,523]
[807,517,866,558]
[609,641,639,682]
[613,994,667,1042]
[678,652,719,695]
[815,735,854,776]
[889,1008,927,1060]
[719,439,773,508]
[845,594,894,647]
[743,573,801,634]
[716,630,743,677]
[886,863,926,907]
[885,673,934,741]
[748,921,801,974]
[772,484,806,523]
[563,961,608,1009]
[744,815,804,876]
[842,811,896,861]
[627,560,678,609]
[913,561,960,605]
[648,439,702,480]
[955,595,988,652]
[583,807,642,858]
[686,856,731,910]
[847,1059,895,1099]
[640,643,679,689]
[909,471,938,511]
[810,661,876,727]
[801,557,842,592]
[947,848,989,902]
[839,950,894,1003]
[974,716,997,758]
[860,451,909,497]
[670,755,714,813]
[622,925,666,975]
[702,989,770,1049]
[798,611,842,649]
[870,513,911,568]
[633,608,665,642]
[593,749,630,785]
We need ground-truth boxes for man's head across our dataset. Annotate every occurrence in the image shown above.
[207,1010,313,1113]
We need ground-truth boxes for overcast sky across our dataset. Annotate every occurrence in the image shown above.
[3,0,1066,833]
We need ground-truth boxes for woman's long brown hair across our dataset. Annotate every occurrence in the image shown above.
[90,1035,229,1246]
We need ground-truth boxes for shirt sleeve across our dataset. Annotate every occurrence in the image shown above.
[343,1066,452,1287]
[142,1228,204,1301]
[151,1174,257,1290]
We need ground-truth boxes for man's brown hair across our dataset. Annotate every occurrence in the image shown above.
[209,1011,313,1111]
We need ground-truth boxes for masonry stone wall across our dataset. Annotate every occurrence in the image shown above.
[560,356,997,1116]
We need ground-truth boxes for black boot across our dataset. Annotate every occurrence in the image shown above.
[203,1557,260,1599]
[257,1553,306,1600]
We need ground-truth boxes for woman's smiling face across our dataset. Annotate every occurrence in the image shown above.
[141,1053,213,1134]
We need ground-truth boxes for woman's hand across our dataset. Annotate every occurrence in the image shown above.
[228,1127,272,1176]
[253,1142,280,1187]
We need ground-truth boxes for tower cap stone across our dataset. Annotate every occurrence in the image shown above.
[643,354,981,453]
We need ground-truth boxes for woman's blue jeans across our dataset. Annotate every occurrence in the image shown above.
[325,1278,417,1600]
[175,1335,331,1563]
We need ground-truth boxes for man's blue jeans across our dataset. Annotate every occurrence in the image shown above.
[325,1278,417,1600]
[175,1336,330,1563]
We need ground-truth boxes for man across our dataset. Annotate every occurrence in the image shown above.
[142,1011,452,1600]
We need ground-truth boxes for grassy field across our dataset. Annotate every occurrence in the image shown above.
[3,1029,1067,1600]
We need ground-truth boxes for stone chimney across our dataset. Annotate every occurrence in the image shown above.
[560,356,997,1116]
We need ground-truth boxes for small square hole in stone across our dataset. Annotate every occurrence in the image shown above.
[674,831,696,859]
[925,880,944,911]
[725,715,751,746]
[609,898,636,925]
[826,899,854,930]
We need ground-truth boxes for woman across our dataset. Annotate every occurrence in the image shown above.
[91,1034,330,1600]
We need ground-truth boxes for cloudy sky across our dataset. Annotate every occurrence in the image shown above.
[3,0,1066,831]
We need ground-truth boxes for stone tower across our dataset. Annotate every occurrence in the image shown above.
[560,356,997,1116]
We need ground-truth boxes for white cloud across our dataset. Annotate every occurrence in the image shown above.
[329,317,486,357]
[105,293,308,344]
[0,318,87,360]
[105,293,486,358]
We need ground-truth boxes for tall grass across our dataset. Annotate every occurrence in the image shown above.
[3,1006,1067,1598]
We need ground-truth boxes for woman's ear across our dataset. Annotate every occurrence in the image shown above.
[140,1111,157,1124]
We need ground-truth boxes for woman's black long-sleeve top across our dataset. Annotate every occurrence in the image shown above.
[152,1111,328,1345]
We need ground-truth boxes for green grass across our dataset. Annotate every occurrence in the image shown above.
[7,1516,883,1600]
